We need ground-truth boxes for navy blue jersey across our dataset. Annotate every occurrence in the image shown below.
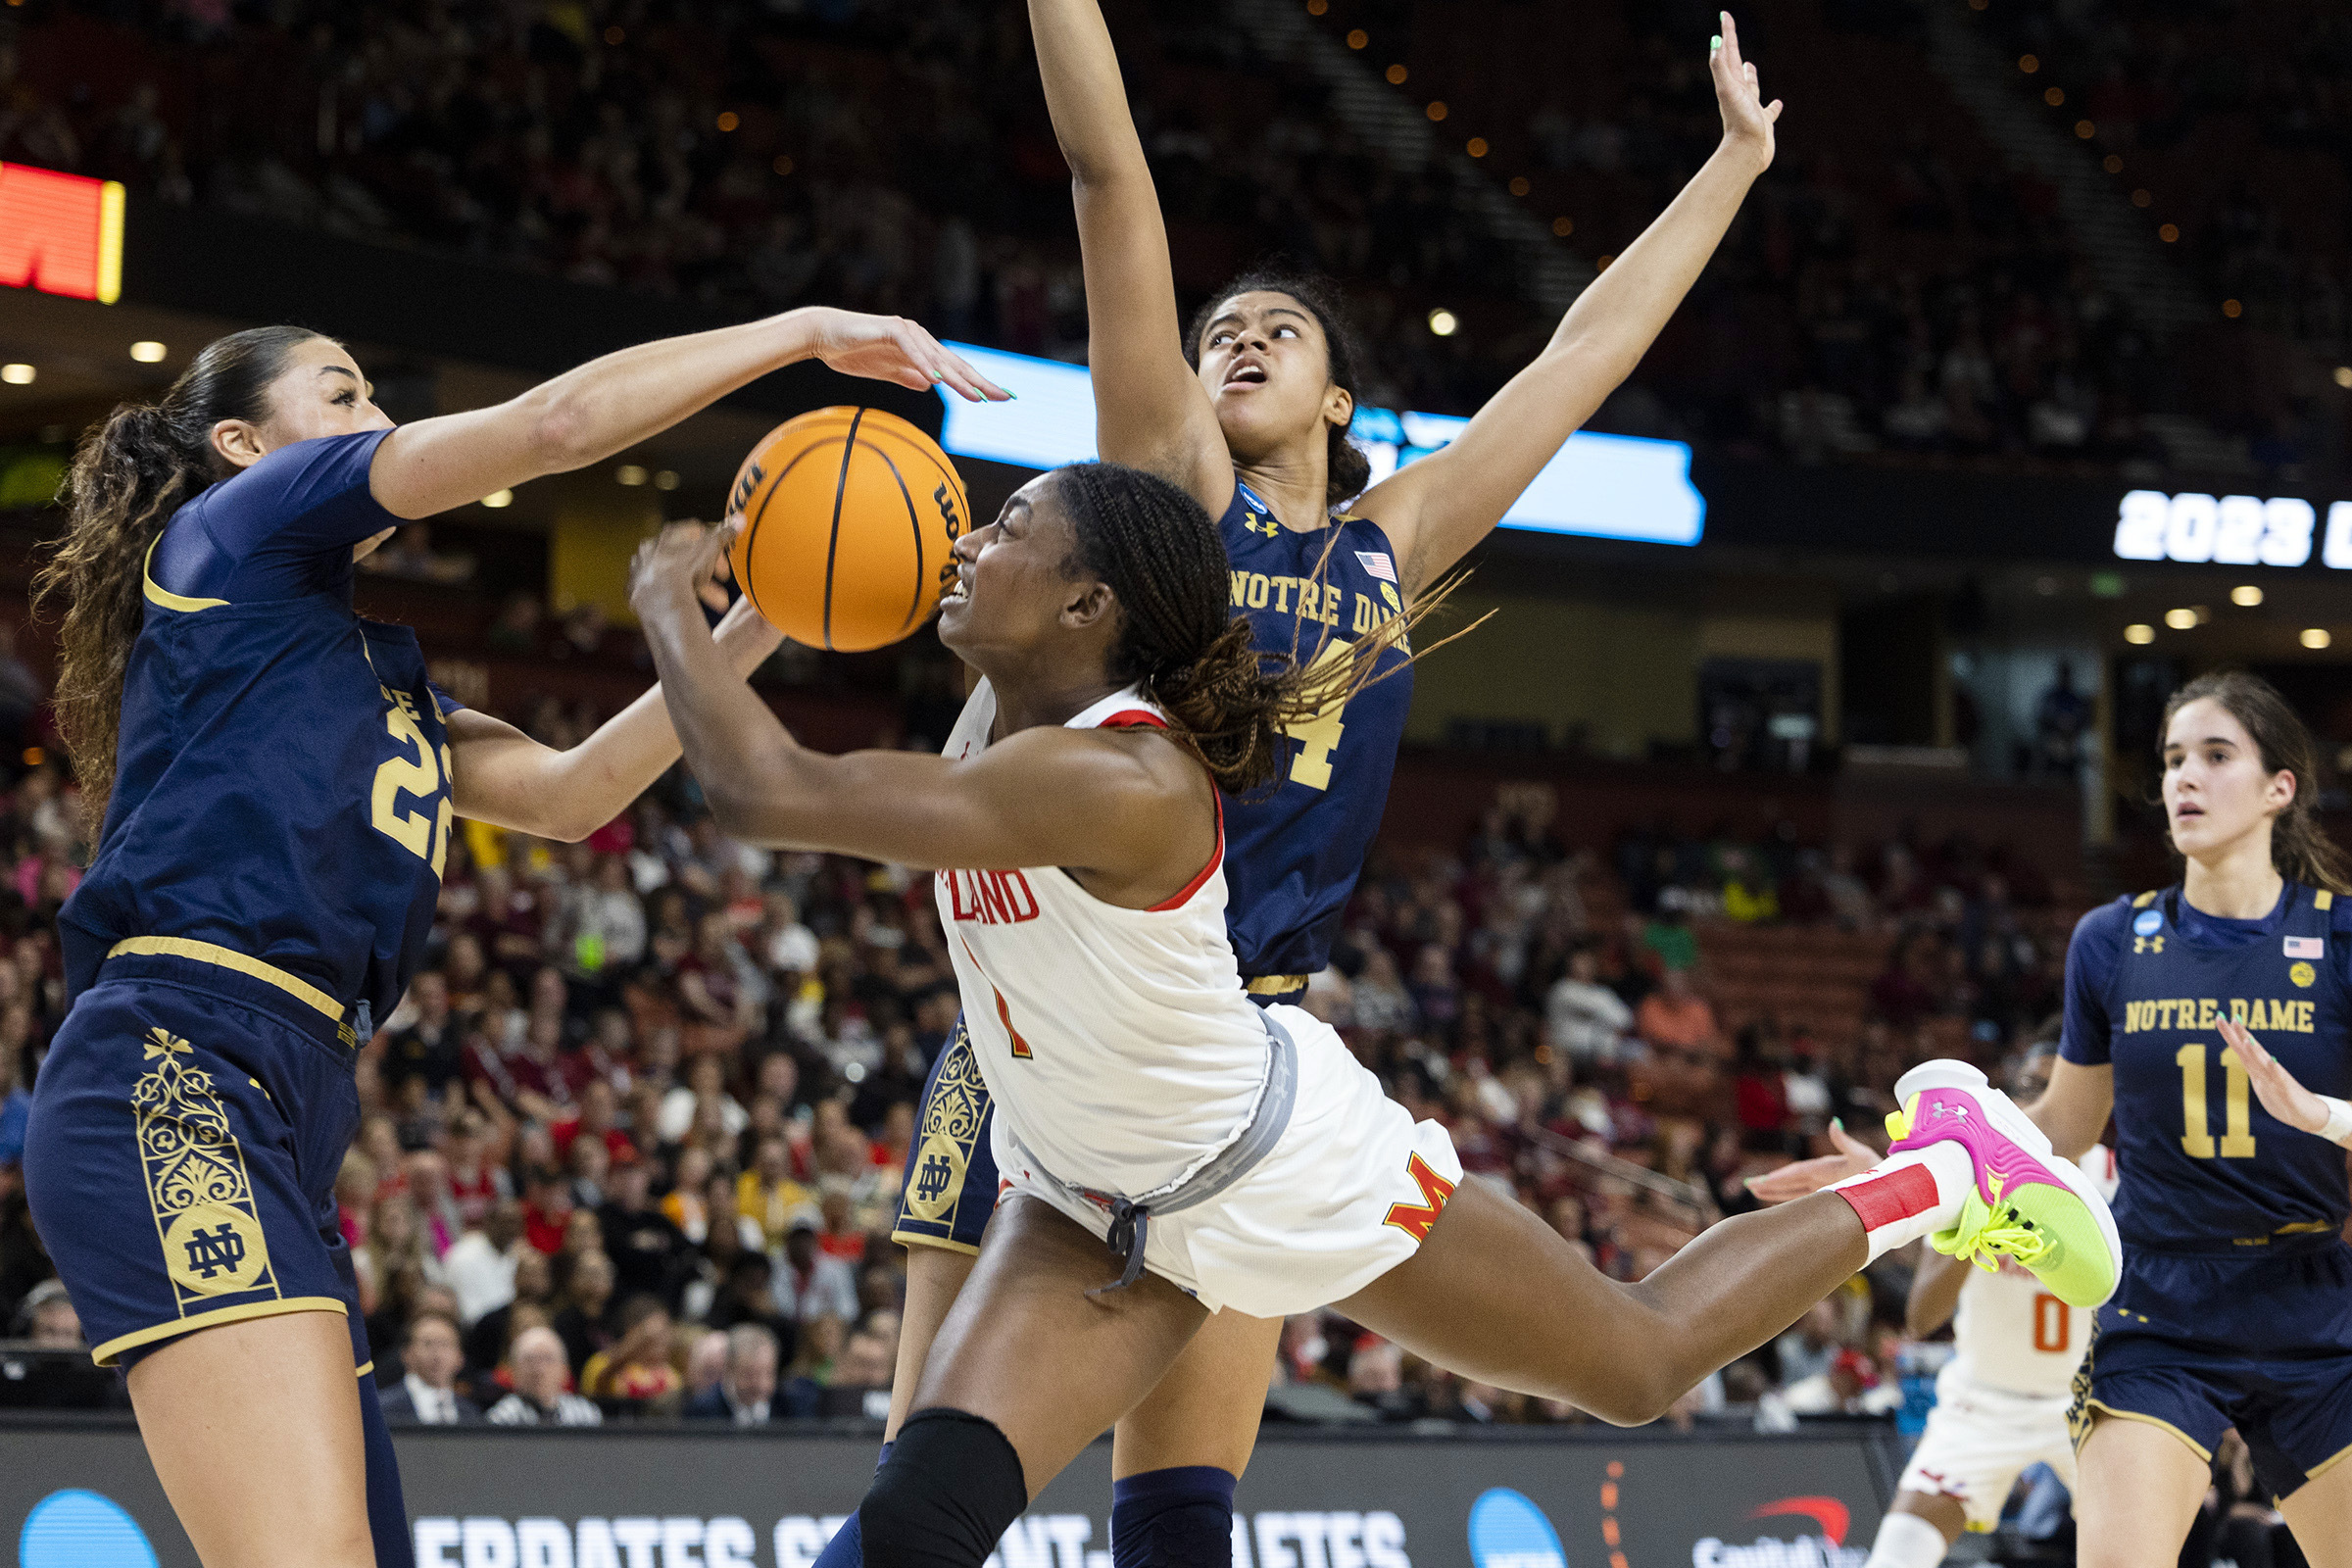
[1218,480,1414,983]
[59,430,456,1044]
[2062,883,2352,1251]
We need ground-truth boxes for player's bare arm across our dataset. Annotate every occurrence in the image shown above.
[367,308,1005,521]
[628,520,1214,902]
[2026,1056,2115,1162]
[1904,1248,1970,1339]
[1030,0,1232,511]
[442,595,783,843]
[1364,13,1781,599]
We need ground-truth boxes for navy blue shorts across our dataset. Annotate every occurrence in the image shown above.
[890,1016,997,1255]
[889,985,1298,1255]
[24,976,369,1370]
[2072,1240,2352,1499]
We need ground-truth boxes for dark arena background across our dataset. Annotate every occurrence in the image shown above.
[3,0,2350,1564]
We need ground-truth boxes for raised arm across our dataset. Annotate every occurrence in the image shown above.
[1030,0,1231,510]
[368,308,1006,521]
[625,523,1209,898]
[1363,13,1780,598]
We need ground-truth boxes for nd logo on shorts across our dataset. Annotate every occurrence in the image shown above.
[131,1028,276,1302]
[903,1028,986,1225]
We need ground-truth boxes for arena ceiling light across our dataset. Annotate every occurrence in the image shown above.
[0,365,33,385]
[480,489,514,510]
[2163,608,2200,630]
[614,465,649,487]
[2231,585,2264,606]
[2123,624,2156,645]
[1426,309,1459,337]
[129,340,167,363]
[2303,629,2332,649]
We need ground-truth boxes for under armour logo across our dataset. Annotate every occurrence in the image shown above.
[182,1223,247,1280]
[2135,935,2165,955]
[912,1153,956,1205]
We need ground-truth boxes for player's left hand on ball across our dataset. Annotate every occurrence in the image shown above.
[1709,12,1782,172]
[629,518,741,620]
[2220,1018,2332,1137]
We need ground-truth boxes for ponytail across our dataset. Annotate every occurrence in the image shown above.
[2159,669,2352,895]
[1054,463,1480,795]
[34,325,322,839]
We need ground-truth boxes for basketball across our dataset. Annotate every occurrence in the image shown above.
[725,406,969,652]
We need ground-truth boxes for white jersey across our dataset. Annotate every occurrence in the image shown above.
[936,680,1271,1199]
[1947,1143,2120,1399]
[933,678,1463,1317]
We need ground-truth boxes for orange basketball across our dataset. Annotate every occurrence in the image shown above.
[726,406,969,652]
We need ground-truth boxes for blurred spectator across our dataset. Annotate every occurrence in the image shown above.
[380,1311,479,1425]
[686,1322,786,1427]
[817,1327,896,1421]
[579,1295,683,1411]
[22,1279,81,1349]
[486,1326,602,1427]
[775,1217,859,1325]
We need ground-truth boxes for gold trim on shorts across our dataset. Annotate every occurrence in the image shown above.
[356,1360,374,1379]
[889,1229,982,1257]
[1245,974,1309,997]
[108,936,344,1023]
[91,1297,347,1367]
[2079,1398,2213,1463]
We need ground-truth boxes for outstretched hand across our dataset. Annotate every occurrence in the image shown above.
[629,518,741,626]
[801,307,1010,403]
[1743,1120,1880,1204]
[2220,1017,2334,1138]
[1711,12,1782,172]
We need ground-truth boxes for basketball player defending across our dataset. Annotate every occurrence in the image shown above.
[834,13,1794,1568]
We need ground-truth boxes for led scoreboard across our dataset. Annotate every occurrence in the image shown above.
[0,162,125,305]
[2113,488,2352,570]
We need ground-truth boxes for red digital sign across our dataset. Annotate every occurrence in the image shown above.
[0,162,124,304]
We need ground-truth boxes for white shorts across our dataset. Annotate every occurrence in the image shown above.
[1899,1373,2077,1532]
[994,1004,1463,1317]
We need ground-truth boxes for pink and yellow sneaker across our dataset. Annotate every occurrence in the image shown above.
[1887,1059,2121,1308]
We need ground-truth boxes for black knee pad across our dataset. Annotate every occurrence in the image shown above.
[859,1408,1029,1568]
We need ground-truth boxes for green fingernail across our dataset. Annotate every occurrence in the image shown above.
[1711,34,1722,48]
[1832,1116,1842,1131]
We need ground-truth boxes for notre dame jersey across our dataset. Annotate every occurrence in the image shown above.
[1218,480,1414,985]
[58,431,456,1042]
[2061,882,2352,1251]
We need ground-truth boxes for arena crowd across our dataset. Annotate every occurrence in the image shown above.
[0,622,2085,1435]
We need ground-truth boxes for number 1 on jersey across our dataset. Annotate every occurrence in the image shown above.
[2177,1042,2256,1159]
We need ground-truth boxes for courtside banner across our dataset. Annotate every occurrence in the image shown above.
[0,1417,1888,1568]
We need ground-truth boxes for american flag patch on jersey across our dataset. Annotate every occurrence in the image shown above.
[2286,936,2325,958]
[1354,550,1396,583]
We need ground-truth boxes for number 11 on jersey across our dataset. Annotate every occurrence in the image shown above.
[2178,1043,2257,1159]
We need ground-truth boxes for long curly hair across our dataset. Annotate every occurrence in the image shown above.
[34,325,324,840]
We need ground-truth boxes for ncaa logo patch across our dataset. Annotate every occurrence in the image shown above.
[2133,909,2163,937]
[2291,961,2318,989]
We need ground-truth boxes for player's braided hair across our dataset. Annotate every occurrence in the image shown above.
[1184,269,1372,508]
[1056,463,1460,795]
[2159,668,2352,895]
[34,325,326,841]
